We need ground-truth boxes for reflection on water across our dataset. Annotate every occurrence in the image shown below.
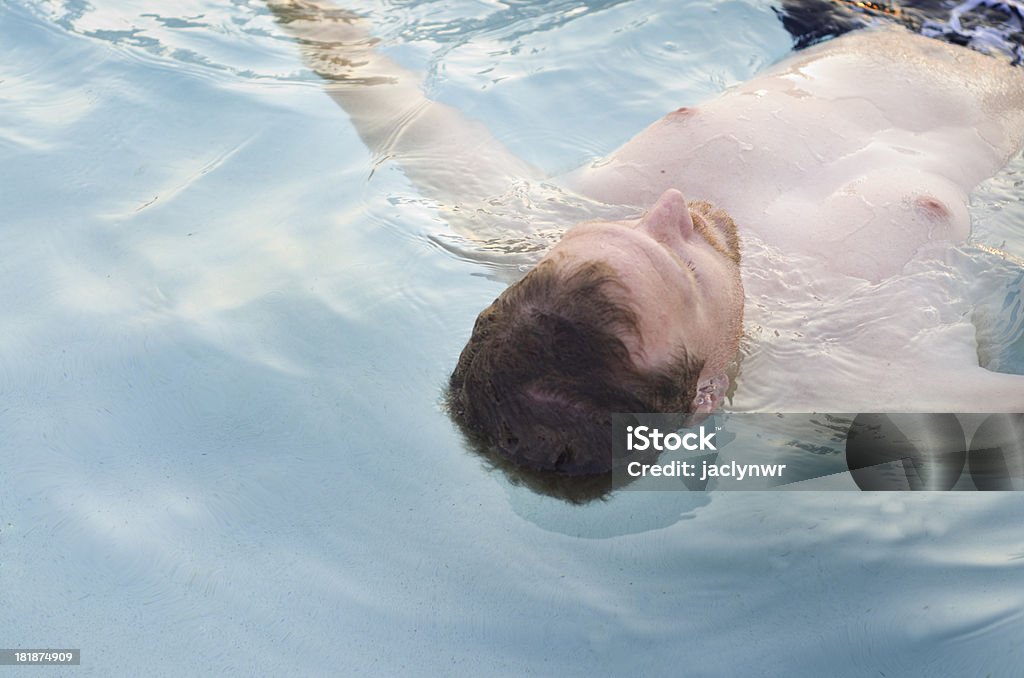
[3,0,1024,675]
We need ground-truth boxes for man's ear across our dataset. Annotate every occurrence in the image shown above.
[691,373,729,417]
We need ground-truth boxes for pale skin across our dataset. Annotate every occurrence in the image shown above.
[267,1,1024,414]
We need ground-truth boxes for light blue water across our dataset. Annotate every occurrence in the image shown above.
[2,0,1024,675]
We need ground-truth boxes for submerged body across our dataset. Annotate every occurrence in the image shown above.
[566,27,1024,413]
[269,1,1024,471]
[572,28,1024,282]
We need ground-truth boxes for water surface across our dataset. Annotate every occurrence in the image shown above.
[2,0,1024,675]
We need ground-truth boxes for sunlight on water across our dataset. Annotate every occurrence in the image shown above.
[2,0,1024,675]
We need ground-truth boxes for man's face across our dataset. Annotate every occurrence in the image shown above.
[539,189,744,379]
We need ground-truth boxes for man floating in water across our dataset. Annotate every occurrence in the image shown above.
[268,0,1024,477]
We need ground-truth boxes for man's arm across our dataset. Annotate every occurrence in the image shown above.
[267,0,540,205]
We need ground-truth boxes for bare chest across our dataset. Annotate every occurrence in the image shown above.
[568,28,1024,280]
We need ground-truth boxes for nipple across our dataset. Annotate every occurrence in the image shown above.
[666,106,697,124]
[913,195,951,222]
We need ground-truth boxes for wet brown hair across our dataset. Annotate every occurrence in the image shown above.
[448,259,703,476]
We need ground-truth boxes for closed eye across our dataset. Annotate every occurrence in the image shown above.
[662,247,699,283]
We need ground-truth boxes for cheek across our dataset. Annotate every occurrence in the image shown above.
[705,258,744,313]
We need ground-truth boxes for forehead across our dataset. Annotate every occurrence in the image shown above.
[551,220,691,290]
[546,223,702,353]
[556,221,662,267]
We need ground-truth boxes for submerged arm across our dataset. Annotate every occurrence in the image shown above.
[267,0,540,204]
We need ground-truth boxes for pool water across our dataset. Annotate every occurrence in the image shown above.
[2,0,1023,675]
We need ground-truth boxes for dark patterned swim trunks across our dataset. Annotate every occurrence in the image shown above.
[776,0,1024,64]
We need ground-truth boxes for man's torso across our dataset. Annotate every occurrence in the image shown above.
[570,27,1024,280]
